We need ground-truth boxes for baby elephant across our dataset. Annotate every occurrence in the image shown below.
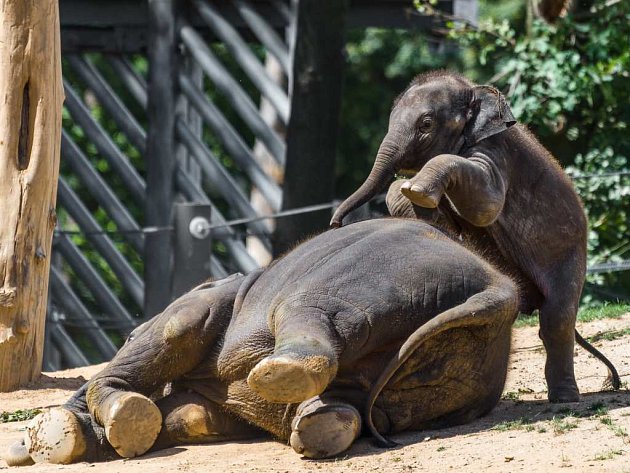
[5,219,518,466]
[330,70,621,402]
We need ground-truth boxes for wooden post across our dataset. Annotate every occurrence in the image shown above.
[171,203,213,299]
[145,0,177,318]
[273,0,348,255]
[0,0,64,391]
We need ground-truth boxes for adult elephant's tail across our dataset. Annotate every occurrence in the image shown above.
[365,282,518,448]
[574,330,621,390]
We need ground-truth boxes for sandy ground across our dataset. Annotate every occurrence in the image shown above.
[1,314,629,473]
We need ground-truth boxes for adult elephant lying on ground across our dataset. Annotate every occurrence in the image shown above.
[4,219,518,466]
[330,70,621,403]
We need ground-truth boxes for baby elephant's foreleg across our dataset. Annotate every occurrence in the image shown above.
[400,154,506,227]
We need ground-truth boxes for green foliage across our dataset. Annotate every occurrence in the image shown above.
[550,415,579,434]
[568,149,629,304]
[599,415,629,440]
[589,401,608,416]
[501,391,521,401]
[514,312,538,327]
[432,0,629,142]
[515,302,630,327]
[492,417,535,431]
[577,303,630,322]
[592,449,623,461]
[587,327,630,343]
[0,409,41,423]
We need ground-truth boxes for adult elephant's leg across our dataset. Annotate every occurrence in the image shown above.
[247,306,341,404]
[150,391,262,451]
[13,385,259,465]
[290,394,362,459]
[365,278,519,447]
[538,257,584,403]
[86,276,243,457]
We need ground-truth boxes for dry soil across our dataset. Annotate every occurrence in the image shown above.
[1,313,629,472]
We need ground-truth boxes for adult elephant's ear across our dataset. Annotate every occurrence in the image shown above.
[464,85,516,146]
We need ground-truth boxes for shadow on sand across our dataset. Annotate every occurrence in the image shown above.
[305,389,630,462]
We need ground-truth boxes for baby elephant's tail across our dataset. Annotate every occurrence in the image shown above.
[574,330,621,390]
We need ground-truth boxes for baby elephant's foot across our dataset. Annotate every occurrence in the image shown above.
[548,384,580,403]
[400,180,441,208]
[290,397,361,459]
[23,408,86,464]
[100,392,163,458]
[546,362,580,403]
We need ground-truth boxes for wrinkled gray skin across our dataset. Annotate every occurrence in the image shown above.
[5,219,518,465]
[330,71,620,403]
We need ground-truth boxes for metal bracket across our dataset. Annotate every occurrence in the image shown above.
[189,216,211,239]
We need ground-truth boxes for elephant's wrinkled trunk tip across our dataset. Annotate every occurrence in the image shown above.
[329,146,398,227]
[329,214,343,229]
[330,175,391,228]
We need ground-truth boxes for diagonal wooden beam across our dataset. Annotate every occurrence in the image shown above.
[64,81,146,204]
[57,178,145,308]
[66,54,147,153]
[233,0,291,75]
[191,0,290,124]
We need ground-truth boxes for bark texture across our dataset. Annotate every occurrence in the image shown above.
[0,0,63,391]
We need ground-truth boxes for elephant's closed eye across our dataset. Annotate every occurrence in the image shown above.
[417,115,434,133]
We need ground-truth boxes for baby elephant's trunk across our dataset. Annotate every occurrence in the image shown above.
[330,137,400,227]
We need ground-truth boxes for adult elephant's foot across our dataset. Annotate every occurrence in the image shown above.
[99,392,163,458]
[289,397,361,459]
[247,353,335,403]
[548,384,580,403]
[22,408,86,464]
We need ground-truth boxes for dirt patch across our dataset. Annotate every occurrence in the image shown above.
[1,315,629,472]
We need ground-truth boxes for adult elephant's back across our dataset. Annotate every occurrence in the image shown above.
[218,219,503,375]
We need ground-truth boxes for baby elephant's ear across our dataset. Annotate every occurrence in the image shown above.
[464,85,516,146]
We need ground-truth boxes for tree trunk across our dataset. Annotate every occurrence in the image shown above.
[0,0,64,391]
